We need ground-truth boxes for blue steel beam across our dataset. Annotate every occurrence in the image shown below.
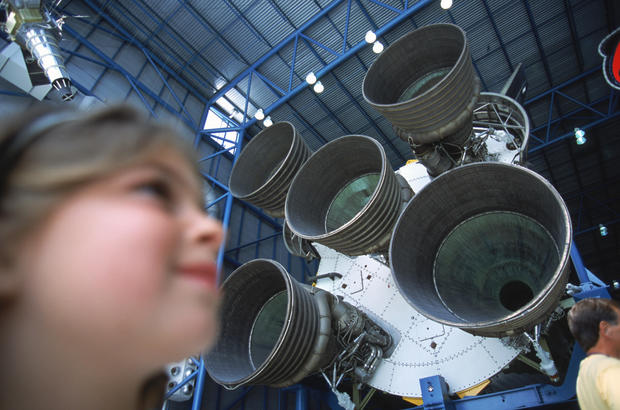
[205,2,423,161]
[524,68,619,152]
[63,19,196,124]
[90,42,126,95]
[62,33,155,116]
[61,12,107,68]
[174,0,263,80]
[79,0,209,104]
[575,217,620,236]
[367,0,402,13]
[522,0,554,90]
[201,0,432,159]
[123,0,220,90]
[289,109,330,145]
[481,0,514,73]
[563,0,585,73]
[206,0,433,127]
[225,231,283,254]
[205,68,328,150]
[63,25,196,129]
[528,93,618,152]
[445,10,489,92]
[409,332,590,409]
[143,50,197,129]
[233,207,246,261]
[300,1,407,162]
[569,186,620,230]
[231,0,406,162]
[221,0,335,83]
[199,1,344,139]
[221,0,267,45]
[113,0,212,93]
[144,3,183,46]
[354,0,379,31]
[520,1,575,129]
[469,17,602,75]
[0,89,30,97]
[214,72,254,283]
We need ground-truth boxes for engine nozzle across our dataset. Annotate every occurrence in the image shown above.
[390,163,572,337]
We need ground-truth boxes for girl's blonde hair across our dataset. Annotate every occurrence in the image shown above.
[0,104,200,267]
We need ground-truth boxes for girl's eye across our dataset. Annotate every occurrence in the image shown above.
[136,180,173,206]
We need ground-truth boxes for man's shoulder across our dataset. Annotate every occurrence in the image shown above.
[583,354,620,366]
[579,355,619,379]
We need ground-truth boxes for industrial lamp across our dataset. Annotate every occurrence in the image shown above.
[574,128,586,145]
[440,0,453,9]
[254,108,265,121]
[365,30,377,44]
[305,72,317,85]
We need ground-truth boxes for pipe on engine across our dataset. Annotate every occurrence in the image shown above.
[473,92,530,164]
[389,163,572,337]
[228,121,311,217]
[285,135,409,256]
[282,220,320,262]
[204,259,335,389]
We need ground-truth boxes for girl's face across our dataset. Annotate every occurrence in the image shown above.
[14,150,224,374]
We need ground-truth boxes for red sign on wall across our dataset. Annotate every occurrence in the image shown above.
[599,27,620,91]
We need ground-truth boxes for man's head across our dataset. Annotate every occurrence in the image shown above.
[568,297,620,357]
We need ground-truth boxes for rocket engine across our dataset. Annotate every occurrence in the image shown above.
[205,259,392,390]
[204,23,577,402]
[1,0,75,100]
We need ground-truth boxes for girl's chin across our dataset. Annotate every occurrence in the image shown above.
[180,324,219,357]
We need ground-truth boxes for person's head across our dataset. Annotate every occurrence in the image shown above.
[567,297,620,356]
[0,103,224,375]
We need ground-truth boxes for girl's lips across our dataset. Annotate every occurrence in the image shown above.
[179,263,218,289]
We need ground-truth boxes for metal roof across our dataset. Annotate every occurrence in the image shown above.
[59,0,619,285]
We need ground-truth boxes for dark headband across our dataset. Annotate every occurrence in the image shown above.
[0,110,79,199]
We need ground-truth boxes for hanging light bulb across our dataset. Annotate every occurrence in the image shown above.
[365,30,377,44]
[372,41,384,54]
[254,108,265,121]
[574,128,586,145]
[263,116,273,127]
[599,224,608,237]
[305,72,317,85]
[440,0,453,9]
[313,81,324,93]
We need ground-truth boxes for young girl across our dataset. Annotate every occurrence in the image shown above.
[0,104,224,409]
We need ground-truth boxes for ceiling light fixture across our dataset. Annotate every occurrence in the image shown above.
[440,0,453,9]
[254,108,265,121]
[574,128,586,145]
[372,41,384,54]
[263,116,273,127]
[313,81,324,93]
[365,30,377,44]
[305,72,317,85]
[599,224,608,237]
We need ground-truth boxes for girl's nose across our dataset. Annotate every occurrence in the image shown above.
[188,210,225,250]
